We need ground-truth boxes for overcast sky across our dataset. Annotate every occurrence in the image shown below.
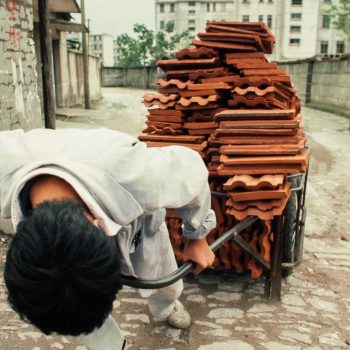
[83,0,156,37]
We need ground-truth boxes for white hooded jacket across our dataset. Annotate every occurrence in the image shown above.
[0,128,216,277]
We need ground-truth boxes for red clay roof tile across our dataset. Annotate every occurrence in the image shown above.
[176,47,219,60]
[223,174,284,191]
[192,39,258,52]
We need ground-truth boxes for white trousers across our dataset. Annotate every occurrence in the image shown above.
[78,232,183,350]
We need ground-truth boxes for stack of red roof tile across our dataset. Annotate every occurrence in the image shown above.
[139,21,309,278]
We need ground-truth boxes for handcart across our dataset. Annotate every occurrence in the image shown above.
[121,170,308,301]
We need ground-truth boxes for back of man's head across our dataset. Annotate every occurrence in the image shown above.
[4,200,122,336]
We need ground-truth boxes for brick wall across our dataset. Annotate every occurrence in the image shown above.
[0,0,43,131]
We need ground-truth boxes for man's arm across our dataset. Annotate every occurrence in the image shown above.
[115,142,217,273]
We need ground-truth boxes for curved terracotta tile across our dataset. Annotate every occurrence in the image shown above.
[221,149,309,166]
[212,195,226,225]
[197,32,265,52]
[214,109,296,120]
[143,100,176,109]
[233,86,276,97]
[178,95,220,107]
[192,39,258,52]
[142,125,183,135]
[225,52,267,59]
[176,47,219,59]
[228,198,282,211]
[231,242,244,273]
[157,57,220,69]
[247,228,264,278]
[259,220,272,263]
[143,93,178,103]
[218,163,308,175]
[189,67,228,80]
[147,121,183,130]
[148,108,185,117]
[219,242,232,270]
[214,128,297,137]
[223,174,285,191]
[156,79,189,90]
[219,118,301,129]
[226,191,290,220]
[184,121,218,129]
[165,67,227,80]
[234,63,278,70]
[188,82,231,90]
[228,95,273,108]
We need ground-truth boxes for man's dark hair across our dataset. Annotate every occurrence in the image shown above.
[4,200,123,336]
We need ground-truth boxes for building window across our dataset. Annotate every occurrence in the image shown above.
[160,3,164,13]
[243,0,251,3]
[268,0,273,2]
[320,41,328,54]
[188,1,196,6]
[160,20,165,29]
[242,15,250,22]
[290,38,301,45]
[258,15,263,22]
[213,3,216,11]
[259,0,264,3]
[292,0,302,5]
[290,25,301,32]
[207,3,210,11]
[188,26,196,31]
[189,19,195,25]
[291,13,302,20]
[220,3,226,11]
[189,9,196,14]
[267,15,272,28]
[322,15,330,28]
[170,3,175,12]
[337,41,345,54]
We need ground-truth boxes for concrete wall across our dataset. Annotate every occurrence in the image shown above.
[311,59,350,110]
[102,67,158,89]
[279,58,350,112]
[279,61,309,104]
[0,0,43,131]
[56,41,102,108]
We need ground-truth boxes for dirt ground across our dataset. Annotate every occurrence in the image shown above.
[0,87,349,350]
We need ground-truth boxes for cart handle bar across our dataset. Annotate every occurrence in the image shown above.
[120,216,258,289]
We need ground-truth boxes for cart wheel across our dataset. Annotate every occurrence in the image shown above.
[282,178,297,277]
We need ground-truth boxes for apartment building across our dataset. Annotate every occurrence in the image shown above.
[89,34,114,67]
[155,0,349,61]
[156,0,236,40]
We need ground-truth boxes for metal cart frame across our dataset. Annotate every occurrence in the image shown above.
[121,170,308,301]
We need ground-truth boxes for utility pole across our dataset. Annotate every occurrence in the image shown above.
[81,0,91,109]
[38,0,56,128]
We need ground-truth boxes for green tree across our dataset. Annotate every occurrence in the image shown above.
[115,22,189,67]
[328,0,350,38]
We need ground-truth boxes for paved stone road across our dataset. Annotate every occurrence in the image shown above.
[0,88,349,349]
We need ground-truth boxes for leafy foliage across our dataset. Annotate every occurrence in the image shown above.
[115,22,189,67]
[328,0,350,38]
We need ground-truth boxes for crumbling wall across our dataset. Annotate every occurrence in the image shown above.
[0,0,42,131]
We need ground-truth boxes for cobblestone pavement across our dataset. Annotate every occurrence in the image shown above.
[0,88,349,349]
